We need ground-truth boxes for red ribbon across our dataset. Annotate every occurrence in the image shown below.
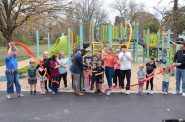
[104,64,177,92]
[9,42,59,85]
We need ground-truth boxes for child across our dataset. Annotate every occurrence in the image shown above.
[37,60,47,94]
[50,55,60,94]
[146,57,157,95]
[162,67,171,95]
[137,64,146,95]
[113,51,121,88]
[27,59,37,95]
[90,55,98,90]
[84,61,92,91]
[93,59,104,95]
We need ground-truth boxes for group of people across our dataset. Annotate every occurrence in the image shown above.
[4,42,185,99]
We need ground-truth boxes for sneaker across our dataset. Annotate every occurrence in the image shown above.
[30,90,33,95]
[52,92,56,95]
[98,91,103,96]
[125,90,130,95]
[6,94,12,99]
[164,92,168,95]
[33,90,36,95]
[137,92,141,95]
[150,90,154,95]
[182,93,185,97]
[120,89,125,94]
[94,90,99,94]
[106,90,112,96]
[18,93,24,97]
[76,92,84,96]
[145,90,150,94]
[64,87,70,90]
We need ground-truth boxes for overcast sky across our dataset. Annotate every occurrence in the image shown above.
[103,0,185,21]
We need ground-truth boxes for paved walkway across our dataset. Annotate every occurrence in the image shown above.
[0,92,184,122]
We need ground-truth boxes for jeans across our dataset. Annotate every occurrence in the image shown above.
[105,66,114,88]
[59,72,67,87]
[176,68,185,93]
[120,69,131,90]
[51,76,59,93]
[5,69,21,94]
[162,81,169,93]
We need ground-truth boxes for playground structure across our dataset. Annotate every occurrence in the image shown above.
[34,18,180,67]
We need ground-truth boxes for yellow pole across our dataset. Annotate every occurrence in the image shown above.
[125,22,133,49]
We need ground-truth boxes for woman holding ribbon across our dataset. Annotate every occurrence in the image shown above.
[4,44,24,99]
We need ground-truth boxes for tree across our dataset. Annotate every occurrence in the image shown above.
[111,0,144,21]
[0,0,67,47]
[72,0,108,25]
[132,11,160,33]
[114,16,124,26]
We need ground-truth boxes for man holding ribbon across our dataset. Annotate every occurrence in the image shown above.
[70,49,87,96]
[173,42,185,97]
[4,44,24,99]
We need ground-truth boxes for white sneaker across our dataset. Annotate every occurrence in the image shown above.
[164,92,168,95]
[145,90,150,94]
[150,90,154,95]
[125,90,130,95]
[182,93,185,97]
[120,89,125,94]
[6,94,12,99]
[18,93,24,97]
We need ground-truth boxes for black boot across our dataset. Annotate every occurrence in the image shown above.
[30,90,33,95]
[33,90,36,95]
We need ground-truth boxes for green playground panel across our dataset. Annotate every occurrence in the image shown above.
[100,24,125,41]
[112,26,119,40]
[150,34,158,46]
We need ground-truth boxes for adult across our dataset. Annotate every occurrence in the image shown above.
[173,42,185,97]
[70,49,87,96]
[57,52,68,90]
[50,55,60,94]
[43,51,52,92]
[118,45,132,95]
[102,47,116,95]
[4,44,24,99]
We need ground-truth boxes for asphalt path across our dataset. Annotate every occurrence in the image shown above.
[0,92,185,122]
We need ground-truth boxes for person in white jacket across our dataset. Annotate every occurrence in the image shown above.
[118,45,132,95]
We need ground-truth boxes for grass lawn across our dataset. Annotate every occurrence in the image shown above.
[0,44,53,66]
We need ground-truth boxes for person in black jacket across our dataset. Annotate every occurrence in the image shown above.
[43,51,52,92]
[70,49,87,96]
[173,42,185,97]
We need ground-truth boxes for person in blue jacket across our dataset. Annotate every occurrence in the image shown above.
[4,44,24,99]
[70,49,87,96]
